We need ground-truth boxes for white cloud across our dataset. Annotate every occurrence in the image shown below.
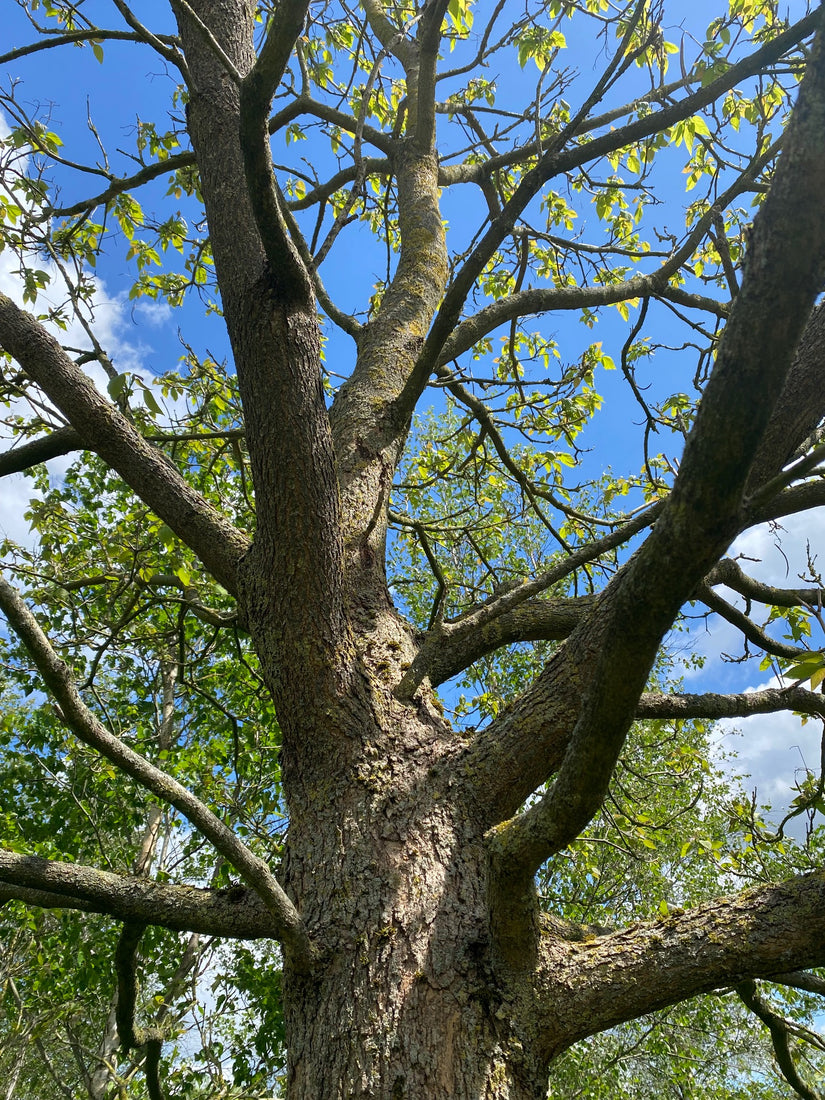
[0,110,176,549]
[0,256,156,549]
[0,472,42,545]
[696,514,825,823]
[131,298,175,329]
[679,508,825,687]
[0,243,155,388]
[732,511,824,585]
[714,675,824,830]
[675,509,825,829]
[0,106,166,381]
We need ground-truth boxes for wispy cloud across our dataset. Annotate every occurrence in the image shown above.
[0,111,174,547]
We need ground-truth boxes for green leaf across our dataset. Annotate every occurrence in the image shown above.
[107,372,129,402]
[785,652,825,683]
[140,386,162,416]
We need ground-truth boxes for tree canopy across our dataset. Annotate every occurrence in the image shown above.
[1,1,825,1097]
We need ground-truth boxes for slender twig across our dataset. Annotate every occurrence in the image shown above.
[109,0,187,75]
[737,980,824,1100]
[0,28,180,66]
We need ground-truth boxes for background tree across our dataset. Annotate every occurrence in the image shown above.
[1,0,825,1097]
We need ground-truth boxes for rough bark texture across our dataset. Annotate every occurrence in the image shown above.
[2,3,825,1099]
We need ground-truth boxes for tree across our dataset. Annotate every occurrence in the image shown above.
[1,0,825,1096]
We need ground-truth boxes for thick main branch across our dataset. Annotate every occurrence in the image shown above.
[410,10,820,391]
[0,573,314,967]
[176,0,351,724]
[468,9,825,881]
[0,852,281,939]
[0,296,248,595]
[535,870,825,1060]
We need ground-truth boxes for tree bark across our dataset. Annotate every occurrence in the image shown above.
[3,4,825,1098]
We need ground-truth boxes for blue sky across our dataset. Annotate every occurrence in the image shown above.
[1,0,824,820]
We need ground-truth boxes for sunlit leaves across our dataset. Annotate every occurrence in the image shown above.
[784,651,825,691]
[166,162,202,202]
[125,236,162,270]
[24,0,84,30]
[125,222,213,307]
[112,192,144,242]
[543,190,577,231]
[728,0,785,36]
[670,115,712,154]
[517,26,566,71]
[14,119,63,157]
[1,1,822,1094]
[20,267,50,304]
[135,120,181,163]
[285,122,307,145]
[50,215,103,272]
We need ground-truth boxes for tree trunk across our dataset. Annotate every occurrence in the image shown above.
[175,7,529,1090]
[20,5,812,1098]
[276,605,546,1098]
[283,794,537,1098]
